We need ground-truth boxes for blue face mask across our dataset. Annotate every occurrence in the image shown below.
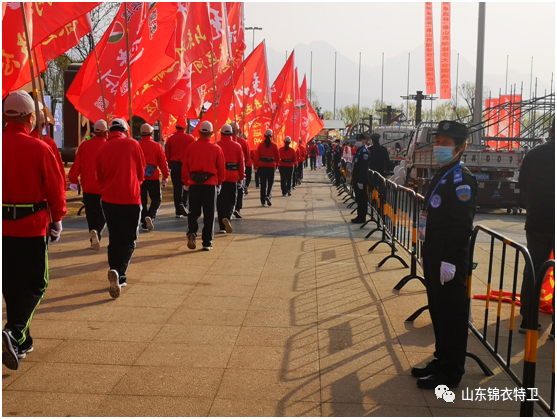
[434,145,457,165]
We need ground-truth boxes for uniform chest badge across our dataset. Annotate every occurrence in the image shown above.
[456,185,472,202]
[431,194,442,208]
[363,154,369,160]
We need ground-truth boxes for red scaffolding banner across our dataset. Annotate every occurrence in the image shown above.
[485,98,499,138]
[425,2,436,95]
[439,2,451,99]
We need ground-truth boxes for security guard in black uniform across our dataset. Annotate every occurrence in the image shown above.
[332,139,342,186]
[351,133,371,223]
[411,120,477,389]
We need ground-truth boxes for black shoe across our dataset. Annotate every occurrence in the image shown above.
[518,322,542,334]
[411,360,440,378]
[233,210,242,219]
[416,371,460,390]
[265,198,272,207]
[2,330,19,370]
[351,218,365,224]
[187,234,196,250]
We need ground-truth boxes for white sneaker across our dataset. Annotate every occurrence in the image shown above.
[202,246,213,251]
[90,230,100,251]
[145,216,154,231]
[108,270,121,299]
[218,229,227,234]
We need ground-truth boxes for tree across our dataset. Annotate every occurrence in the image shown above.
[323,110,333,120]
[337,104,374,127]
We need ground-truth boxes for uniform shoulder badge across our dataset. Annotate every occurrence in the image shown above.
[456,184,472,202]
[430,194,442,208]
[453,168,463,184]
[363,154,369,160]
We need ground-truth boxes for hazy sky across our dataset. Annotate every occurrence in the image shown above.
[244,1,555,90]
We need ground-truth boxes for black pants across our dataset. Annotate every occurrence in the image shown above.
[520,229,555,318]
[235,181,244,211]
[170,163,187,215]
[353,183,368,220]
[279,166,294,194]
[102,201,140,282]
[334,167,341,186]
[297,162,304,182]
[140,179,162,226]
[83,192,106,241]
[422,236,470,380]
[258,166,275,205]
[304,158,308,168]
[245,166,253,188]
[3,236,48,351]
[188,184,216,247]
[217,181,237,230]
[309,155,317,170]
[255,169,260,188]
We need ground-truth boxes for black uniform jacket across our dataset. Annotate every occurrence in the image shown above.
[422,160,477,266]
[333,145,342,166]
[351,146,371,184]
[368,144,390,175]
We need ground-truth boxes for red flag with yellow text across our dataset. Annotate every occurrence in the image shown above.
[272,51,295,148]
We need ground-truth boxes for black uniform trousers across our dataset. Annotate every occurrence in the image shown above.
[2,236,48,351]
[245,166,253,188]
[255,169,260,188]
[170,162,187,215]
[258,166,275,205]
[279,166,294,194]
[83,192,106,241]
[217,181,237,230]
[296,162,304,182]
[102,201,140,282]
[140,179,162,226]
[309,155,317,170]
[520,229,555,318]
[353,183,368,220]
[334,165,341,186]
[422,235,470,380]
[188,184,216,247]
[235,182,244,211]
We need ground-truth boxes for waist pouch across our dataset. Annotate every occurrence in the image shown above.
[2,201,47,221]
[281,159,294,163]
[190,171,214,184]
[226,162,239,171]
[260,156,275,163]
[145,164,157,177]
[169,161,182,170]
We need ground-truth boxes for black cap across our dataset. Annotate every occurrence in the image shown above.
[370,133,381,141]
[435,120,468,144]
[355,133,366,140]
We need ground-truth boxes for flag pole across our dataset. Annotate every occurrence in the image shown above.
[223,3,237,125]
[241,2,246,133]
[156,98,162,140]
[124,2,134,137]
[86,12,109,121]
[32,49,47,133]
[357,52,361,132]
[309,51,313,104]
[20,3,42,141]
[210,49,219,140]
[333,51,337,120]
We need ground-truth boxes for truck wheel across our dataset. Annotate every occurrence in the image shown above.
[513,209,518,215]
[519,209,522,214]
[507,208,511,214]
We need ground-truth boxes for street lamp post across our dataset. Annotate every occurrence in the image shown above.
[245,26,262,52]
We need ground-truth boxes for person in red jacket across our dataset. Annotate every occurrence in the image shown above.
[138,124,170,231]
[68,120,108,251]
[308,140,319,170]
[165,123,195,218]
[216,124,245,234]
[296,139,307,185]
[182,121,225,251]
[30,111,66,185]
[96,118,146,298]
[254,129,280,207]
[278,136,298,197]
[241,133,253,195]
[2,91,67,370]
[230,122,248,219]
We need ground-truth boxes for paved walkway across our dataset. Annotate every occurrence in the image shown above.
[2,170,553,416]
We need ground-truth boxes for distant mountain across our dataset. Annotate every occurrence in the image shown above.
[264,40,552,114]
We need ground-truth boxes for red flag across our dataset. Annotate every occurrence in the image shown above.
[425,2,436,95]
[540,251,555,314]
[270,51,294,117]
[272,51,295,148]
[439,2,451,99]
[40,14,92,62]
[292,68,302,146]
[300,76,309,144]
[307,101,325,140]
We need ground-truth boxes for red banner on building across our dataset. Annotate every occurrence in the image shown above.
[425,2,436,95]
[439,2,451,99]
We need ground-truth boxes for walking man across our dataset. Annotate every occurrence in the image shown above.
[165,123,195,218]
[368,133,391,177]
[254,129,280,207]
[278,136,298,196]
[231,122,249,219]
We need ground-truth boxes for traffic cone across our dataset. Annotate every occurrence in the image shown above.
[539,251,555,314]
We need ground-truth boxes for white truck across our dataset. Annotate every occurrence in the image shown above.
[373,125,415,168]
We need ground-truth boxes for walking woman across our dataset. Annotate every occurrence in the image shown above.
[254,129,280,207]
[278,136,298,196]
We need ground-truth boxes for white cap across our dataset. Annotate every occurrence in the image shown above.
[230,121,239,131]
[110,118,129,131]
[3,91,42,116]
[285,136,292,143]
[264,129,273,137]
[140,123,154,135]
[199,121,213,134]
[220,124,233,135]
[94,120,108,132]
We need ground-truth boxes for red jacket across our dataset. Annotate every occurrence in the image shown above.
[278,145,298,167]
[234,134,252,166]
[218,134,245,183]
[96,131,146,205]
[31,129,66,183]
[165,129,195,163]
[308,143,319,157]
[182,136,226,186]
[139,136,170,180]
[3,122,67,237]
[68,136,106,194]
[254,141,280,169]
[298,144,307,162]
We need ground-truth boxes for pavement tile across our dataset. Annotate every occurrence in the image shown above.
[181,294,252,311]
[94,395,213,417]
[134,342,234,368]
[111,365,224,398]
[2,361,37,390]
[42,340,148,365]
[227,344,320,373]
[235,326,319,349]
[249,296,318,313]
[188,282,256,298]
[209,398,321,416]
[2,391,107,417]
[152,324,240,345]
[125,282,195,295]
[320,403,433,417]
[167,307,247,326]
[243,308,318,328]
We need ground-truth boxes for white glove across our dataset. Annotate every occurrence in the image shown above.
[50,221,62,242]
[217,185,222,195]
[357,183,363,190]
[162,178,168,187]
[183,185,189,191]
[69,183,78,192]
[237,180,243,187]
[440,261,456,285]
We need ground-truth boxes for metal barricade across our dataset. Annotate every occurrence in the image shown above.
[520,259,555,417]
